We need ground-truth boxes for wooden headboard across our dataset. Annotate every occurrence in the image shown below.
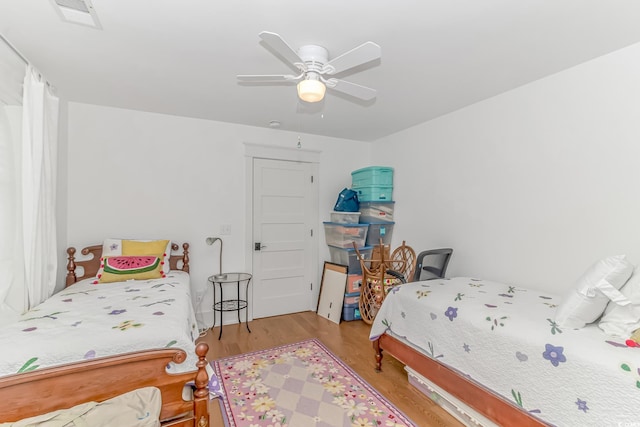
[65,242,190,287]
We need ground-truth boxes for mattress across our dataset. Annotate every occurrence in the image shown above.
[369,277,640,426]
[0,271,200,376]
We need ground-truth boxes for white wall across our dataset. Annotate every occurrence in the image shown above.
[373,41,640,294]
[65,102,371,328]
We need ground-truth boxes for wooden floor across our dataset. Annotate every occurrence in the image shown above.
[196,311,463,427]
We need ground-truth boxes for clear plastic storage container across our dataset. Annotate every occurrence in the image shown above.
[365,222,395,246]
[342,302,362,321]
[346,274,363,293]
[330,211,361,224]
[344,292,361,305]
[359,201,395,223]
[328,245,373,275]
[323,222,369,248]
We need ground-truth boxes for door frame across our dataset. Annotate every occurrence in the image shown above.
[243,143,321,320]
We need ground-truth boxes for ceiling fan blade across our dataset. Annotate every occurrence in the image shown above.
[326,78,377,101]
[324,41,381,75]
[259,31,303,66]
[237,74,298,82]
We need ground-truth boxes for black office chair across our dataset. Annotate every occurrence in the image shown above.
[413,248,453,282]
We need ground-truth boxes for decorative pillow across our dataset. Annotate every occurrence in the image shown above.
[97,255,164,283]
[102,239,171,274]
[554,255,633,329]
[95,239,170,284]
[598,269,640,337]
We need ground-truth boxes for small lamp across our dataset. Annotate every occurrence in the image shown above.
[297,78,326,103]
[205,237,225,279]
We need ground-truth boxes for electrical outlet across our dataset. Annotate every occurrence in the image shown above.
[220,224,231,235]
[195,291,205,303]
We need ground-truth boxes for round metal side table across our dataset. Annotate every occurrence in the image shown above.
[208,272,252,340]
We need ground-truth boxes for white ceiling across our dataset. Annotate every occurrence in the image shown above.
[2,1,640,142]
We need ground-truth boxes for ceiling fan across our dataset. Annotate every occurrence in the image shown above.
[237,31,381,103]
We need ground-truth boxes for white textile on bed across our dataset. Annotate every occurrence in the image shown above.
[369,277,640,426]
[0,271,199,376]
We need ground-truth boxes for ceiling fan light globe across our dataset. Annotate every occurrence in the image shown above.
[297,79,326,103]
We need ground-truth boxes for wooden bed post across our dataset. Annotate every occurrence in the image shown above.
[193,342,209,426]
[66,247,77,287]
[373,338,383,372]
[182,243,190,273]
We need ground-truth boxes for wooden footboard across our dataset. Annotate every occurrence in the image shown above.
[0,343,210,426]
[375,334,546,427]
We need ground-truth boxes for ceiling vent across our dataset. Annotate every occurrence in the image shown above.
[51,0,101,29]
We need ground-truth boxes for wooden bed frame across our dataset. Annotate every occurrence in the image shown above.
[374,334,546,427]
[0,242,210,426]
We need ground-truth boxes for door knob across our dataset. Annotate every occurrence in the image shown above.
[254,242,267,251]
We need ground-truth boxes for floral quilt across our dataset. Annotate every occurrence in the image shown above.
[0,271,199,376]
[369,277,640,426]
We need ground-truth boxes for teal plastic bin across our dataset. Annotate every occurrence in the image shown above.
[352,185,393,202]
[351,166,394,187]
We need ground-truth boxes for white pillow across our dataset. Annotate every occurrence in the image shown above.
[554,255,633,329]
[598,270,640,337]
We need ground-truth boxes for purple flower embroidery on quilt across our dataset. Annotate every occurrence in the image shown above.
[108,309,126,315]
[208,373,222,397]
[542,344,566,367]
[444,306,458,321]
[62,298,72,302]
[516,351,528,362]
[84,350,96,359]
[22,327,37,332]
[463,343,471,352]
[153,311,164,315]
[576,398,589,413]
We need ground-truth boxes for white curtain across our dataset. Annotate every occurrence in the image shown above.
[0,104,25,324]
[21,65,59,308]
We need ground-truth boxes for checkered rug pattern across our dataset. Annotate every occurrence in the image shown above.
[212,339,415,427]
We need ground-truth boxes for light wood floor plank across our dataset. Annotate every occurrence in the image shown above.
[197,311,463,427]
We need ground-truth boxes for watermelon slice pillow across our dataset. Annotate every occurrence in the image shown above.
[102,239,171,275]
[95,255,165,284]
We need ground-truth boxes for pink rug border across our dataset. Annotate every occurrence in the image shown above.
[211,338,416,427]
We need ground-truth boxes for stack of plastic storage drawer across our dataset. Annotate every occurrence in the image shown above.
[323,211,372,321]
[349,166,395,321]
[352,166,395,250]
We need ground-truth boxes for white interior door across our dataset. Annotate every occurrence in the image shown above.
[252,158,317,318]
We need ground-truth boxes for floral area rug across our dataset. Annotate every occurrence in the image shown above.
[212,338,415,427]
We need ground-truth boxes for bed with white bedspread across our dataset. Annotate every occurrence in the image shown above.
[370,277,640,426]
[0,271,199,377]
[0,241,210,426]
